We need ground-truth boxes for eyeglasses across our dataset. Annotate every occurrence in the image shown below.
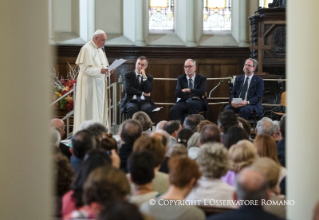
[184,66,194,69]
[244,64,254,67]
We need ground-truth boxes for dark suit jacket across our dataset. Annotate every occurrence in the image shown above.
[59,142,72,160]
[208,205,285,220]
[120,71,155,113]
[230,74,264,116]
[277,138,286,167]
[175,74,208,110]
[119,143,133,173]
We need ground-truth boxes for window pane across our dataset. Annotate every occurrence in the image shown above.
[149,0,174,30]
[203,0,231,31]
[259,0,273,8]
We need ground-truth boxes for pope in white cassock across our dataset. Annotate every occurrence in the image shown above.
[73,30,114,133]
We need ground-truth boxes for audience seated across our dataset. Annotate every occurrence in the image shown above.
[128,150,159,207]
[251,158,286,219]
[187,132,201,160]
[100,133,118,153]
[86,122,108,141]
[237,117,251,138]
[62,150,112,218]
[65,166,130,219]
[71,130,96,171]
[176,128,194,147]
[119,119,143,173]
[132,111,154,131]
[186,143,236,209]
[97,201,145,220]
[208,168,285,220]
[170,143,188,157]
[197,120,215,132]
[132,136,168,194]
[183,114,201,132]
[222,140,258,187]
[223,126,249,150]
[255,117,274,136]
[272,120,282,142]
[277,115,286,167]
[217,110,238,143]
[140,156,205,220]
[51,118,72,160]
[53,152,73,217]
[155,120,167,131]
[254,134,287,192]
[163,120,182,152]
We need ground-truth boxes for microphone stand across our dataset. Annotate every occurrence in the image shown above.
[208,80,223,98]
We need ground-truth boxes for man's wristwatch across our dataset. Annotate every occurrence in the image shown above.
[247,101,250,105]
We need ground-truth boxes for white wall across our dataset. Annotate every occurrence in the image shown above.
[96,0,123,34]
[53,0,72,32]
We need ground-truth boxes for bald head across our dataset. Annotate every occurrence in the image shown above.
[50,118,65,137]
[236,168,268,202]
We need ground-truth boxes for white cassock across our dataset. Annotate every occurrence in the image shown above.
[73,40,110,133]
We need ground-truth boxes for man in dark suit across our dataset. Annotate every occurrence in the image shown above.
[120,56,155,119]
[170,59,208,124]
[224,58,264,119]
[208,168,285,220]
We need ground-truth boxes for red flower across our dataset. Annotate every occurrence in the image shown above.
[61,90,68,96]
[66,100,74,111]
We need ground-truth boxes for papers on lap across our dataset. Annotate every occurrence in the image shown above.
[233,98,243,104]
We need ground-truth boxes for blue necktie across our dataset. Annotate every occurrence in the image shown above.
[240,77,249,100]
[188,79,193,89]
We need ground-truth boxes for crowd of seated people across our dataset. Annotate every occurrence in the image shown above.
[52,112,289,220]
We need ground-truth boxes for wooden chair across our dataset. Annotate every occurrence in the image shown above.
[271,91,286,119]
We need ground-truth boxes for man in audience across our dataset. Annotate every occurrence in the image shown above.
[170,59,208,124]
[119,119,143,172]
[86,123,108,141]
[51,118,72,160]
[163,120,182,148]
[208,168,284,220]
[200,124,221,144]
[128,150,159,207]
[120,56,155,119]
[155,120,167,131]
[255,117,274,136]
[71,130,96,171]
[272,120,282,142]
[183,114,201,132]
[277,115,286,167]
[223,58,264,120]
[217,110,238,142]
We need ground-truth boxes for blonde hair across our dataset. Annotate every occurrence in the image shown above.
[254,134,280,165]
[229,140,258,173]
[251,158,280,189]
[132,111,153,131]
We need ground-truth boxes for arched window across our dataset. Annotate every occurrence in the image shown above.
[149,0,174,31]
[203,0,231,31]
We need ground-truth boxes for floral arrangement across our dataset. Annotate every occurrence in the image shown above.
[52,63,79,111]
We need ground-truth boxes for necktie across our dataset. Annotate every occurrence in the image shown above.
[136,75,141,102]
[240,77,249,100]
[188,79,193,89]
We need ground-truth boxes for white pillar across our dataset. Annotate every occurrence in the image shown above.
[0,1,51,219]
[79,0,95,41]
[238,0,250,47]
[287,1,319,219]
[186,0,198,47]
[135,0,146,46]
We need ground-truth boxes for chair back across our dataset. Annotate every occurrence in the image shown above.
[281,92,286,107]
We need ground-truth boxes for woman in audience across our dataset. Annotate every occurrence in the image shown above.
[176,128,194,147]
[170,144,188,157]
[132,111,153,131]
[197,120,215,132]
[222,140,258,186]
[53,152,73,217]
[62,149,111,218]
[100,133,118,153]
[128,150,159,207]
[186,143,236,208]
[140,156,205,220]
[132,136,168,194]
[254,134,287,192]
[251,158,286,219]
[187,132,201,160]
[65,166,130,219]
[223,126,249,149]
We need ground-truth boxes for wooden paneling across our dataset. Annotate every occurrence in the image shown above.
[54,45,251,125]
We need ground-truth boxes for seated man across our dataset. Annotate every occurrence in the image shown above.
[120,56,155,119]
[170,59,208,124]
[224,58,264,120]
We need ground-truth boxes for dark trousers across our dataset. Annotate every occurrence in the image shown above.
[170,99,205,124]
[223,104,256,120]
[126,100,153,119]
